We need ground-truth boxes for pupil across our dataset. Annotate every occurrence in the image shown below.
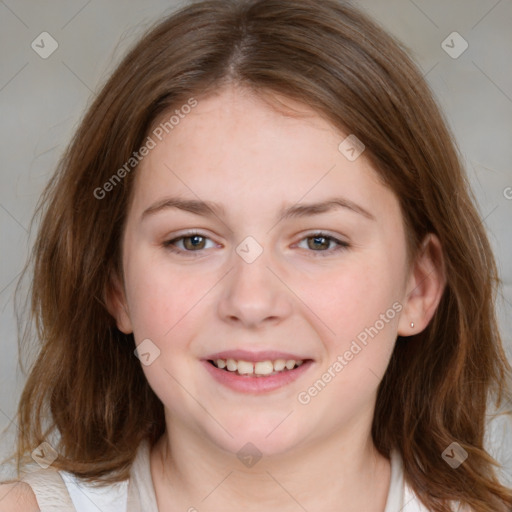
[185,235,204,250]
[310,236,328,250]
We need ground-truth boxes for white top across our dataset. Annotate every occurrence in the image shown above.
[59,472,129,511]
[22,442,464,511]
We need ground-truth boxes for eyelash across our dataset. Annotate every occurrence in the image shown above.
[162,231,350,258]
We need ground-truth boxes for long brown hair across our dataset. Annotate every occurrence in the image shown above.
[8,0,512,510]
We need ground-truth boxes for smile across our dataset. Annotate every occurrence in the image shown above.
[203,352,314,393]
[209,358,304,376]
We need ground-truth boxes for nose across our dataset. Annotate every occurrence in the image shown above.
[217,245,293,329]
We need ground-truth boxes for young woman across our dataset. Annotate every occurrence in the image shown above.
[1,0,511,510]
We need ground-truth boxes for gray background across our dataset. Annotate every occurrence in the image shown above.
[1,0,511,485]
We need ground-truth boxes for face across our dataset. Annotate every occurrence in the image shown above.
[111,85,424,457]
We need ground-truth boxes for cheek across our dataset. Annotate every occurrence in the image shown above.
[300,257,401,337]
[296,264,402,418]
[296,258,403,400]
[124,249,212,340]
[124,258,212,415]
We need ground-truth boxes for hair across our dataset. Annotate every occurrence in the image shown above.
[6,0,511,510]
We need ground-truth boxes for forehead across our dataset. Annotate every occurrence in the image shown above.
[129,86,393,222]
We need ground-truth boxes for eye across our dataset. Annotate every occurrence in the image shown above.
[163,232,217,256]
[296,232,350,256]
[163,230,350,257]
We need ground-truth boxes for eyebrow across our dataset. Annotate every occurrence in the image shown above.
[141,196,375,222]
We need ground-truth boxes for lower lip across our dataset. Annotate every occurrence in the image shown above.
[202,360,314,393]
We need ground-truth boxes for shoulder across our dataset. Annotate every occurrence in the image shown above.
[0,481,40,511]
[403,481,475,512]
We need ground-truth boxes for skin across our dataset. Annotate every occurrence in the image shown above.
[108,85,446,512]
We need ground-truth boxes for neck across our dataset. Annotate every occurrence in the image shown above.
[150,419,391,512]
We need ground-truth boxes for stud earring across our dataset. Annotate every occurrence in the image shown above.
[410,322,415,328]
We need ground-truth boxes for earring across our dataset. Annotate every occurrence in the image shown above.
[410,322,415,328]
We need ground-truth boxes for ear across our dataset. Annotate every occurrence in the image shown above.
[397,233,447,336]
[104,269,133,334]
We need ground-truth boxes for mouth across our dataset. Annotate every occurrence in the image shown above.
[202,351,314,393]
[207,358,306,377]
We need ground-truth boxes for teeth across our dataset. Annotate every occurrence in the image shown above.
[273,359,286,371]
[254,361,274,375]
[211,358,304,375]
[237,360,254,374]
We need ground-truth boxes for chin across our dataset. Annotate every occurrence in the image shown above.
[206,417,304,460]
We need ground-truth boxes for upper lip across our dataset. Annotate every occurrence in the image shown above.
[205,350,312,362]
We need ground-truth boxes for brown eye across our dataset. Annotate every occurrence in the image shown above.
[163,232,216,256]
[182,235,207,250]
[297,232,350,257]
[307,235,331,251]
